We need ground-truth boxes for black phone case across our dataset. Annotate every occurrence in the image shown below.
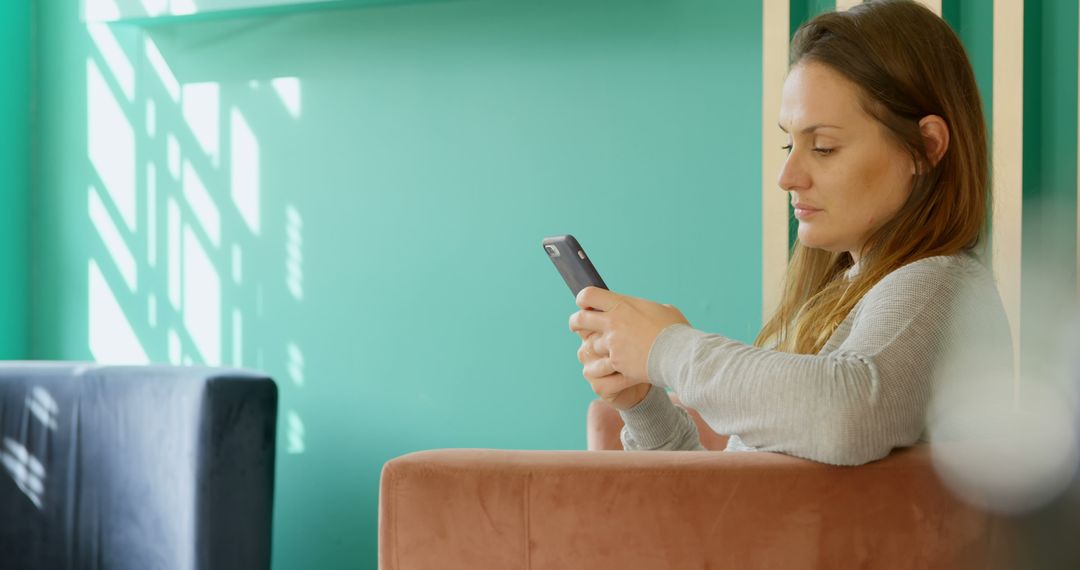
[542,235,608,297]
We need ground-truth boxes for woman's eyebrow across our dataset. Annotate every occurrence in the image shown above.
[777,123,844,134]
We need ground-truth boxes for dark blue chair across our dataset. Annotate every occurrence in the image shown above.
[0,363,277,570]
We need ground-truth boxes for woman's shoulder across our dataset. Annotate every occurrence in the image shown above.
[853,251,998,319]
[876,251,990,290]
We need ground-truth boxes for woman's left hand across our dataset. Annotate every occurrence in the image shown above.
[569,287,691,384]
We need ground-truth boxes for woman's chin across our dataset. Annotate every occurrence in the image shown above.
[796,230,840,253]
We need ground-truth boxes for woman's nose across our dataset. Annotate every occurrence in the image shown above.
[777,152,809,193]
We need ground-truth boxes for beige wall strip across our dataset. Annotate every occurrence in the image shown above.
[761,0,790,325]
[915,0,942,16]
[838,1,940,15]
[993,0,1024,391]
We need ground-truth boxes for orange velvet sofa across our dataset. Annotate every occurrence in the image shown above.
[379,393,1011,569]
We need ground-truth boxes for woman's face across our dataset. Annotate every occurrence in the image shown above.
[777,61,916,260]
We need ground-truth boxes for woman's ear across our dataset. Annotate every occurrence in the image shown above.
[917,115,950,172]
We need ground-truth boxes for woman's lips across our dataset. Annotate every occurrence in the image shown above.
[793,206,822,220]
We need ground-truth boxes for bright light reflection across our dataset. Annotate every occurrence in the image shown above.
[88,185,137,292]
[182,160,221,247]
[146,99,157,138]
[87,58,136,232]
[167,133,180,180]
[26,388,59,431]
[139,0,168,17]
[144,36,180,102]
[286,411,305,454]
[287,342,304,387]
[271,77,302,119]
[181,82,220,166]
[87,23,134,101]
[167,197,181,310]
[147,163,157,267]
[230,107,261,235]
[1,438,45,510]
[88,259,149,364]
[286,205,303,301]
[232,309,242,366]
[183,225,221,365]
[83,0,120,21]
[171,0,197,16]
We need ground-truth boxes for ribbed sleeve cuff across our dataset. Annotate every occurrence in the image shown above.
[617,384,685,449]
[646,323,699,390]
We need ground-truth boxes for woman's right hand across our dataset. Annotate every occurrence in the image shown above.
[577,331,653,411]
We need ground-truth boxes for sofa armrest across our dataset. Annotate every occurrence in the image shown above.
[587,394,730,451]
[379,446,1005,570]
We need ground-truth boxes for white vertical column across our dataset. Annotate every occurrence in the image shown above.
[762,0,790,325]
[993,0,1024,393]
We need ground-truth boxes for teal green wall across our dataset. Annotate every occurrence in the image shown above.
[33,1,763,567]
[943,0,994,132]
[0,2,31,358]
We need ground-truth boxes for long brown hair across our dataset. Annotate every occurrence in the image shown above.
[756,0,989,354]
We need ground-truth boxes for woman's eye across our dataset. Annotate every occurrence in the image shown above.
[780,144,834,156]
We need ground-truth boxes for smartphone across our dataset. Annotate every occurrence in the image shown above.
[542,234,608,297]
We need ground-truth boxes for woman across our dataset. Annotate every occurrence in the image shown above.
[569,0,1013,466]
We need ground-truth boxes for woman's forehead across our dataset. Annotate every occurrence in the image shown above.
[779,62,865,131]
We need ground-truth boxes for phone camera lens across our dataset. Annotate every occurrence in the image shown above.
[545,245,560,257]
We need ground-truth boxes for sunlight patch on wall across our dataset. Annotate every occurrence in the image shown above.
[183,225,221,364]
[232,308,243,366]
[139,0,168,17]
[230,107,261,235]
[83,0,121,21]
[286,410,305,454]
[167,133,181,179]
[147,163,157,267]
[171,0,198,16]
[168,196,181,310]
[271,77,302,119]
[181,82,221,167]
[87,58,137,233]
[182,160,221,247]
[87,23,134,101]
[146,99,157,138]
[88,185,137,292]
[287,342,304,387]
[144,36,180,102]
[286,205,303,301]
[88,259,149,364]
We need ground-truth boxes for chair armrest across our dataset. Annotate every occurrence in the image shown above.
[587,394,730,451]
[379,446,1004,570]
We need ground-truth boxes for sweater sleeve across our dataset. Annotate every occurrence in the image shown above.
[617,384,706,451]
[645,257,985,466]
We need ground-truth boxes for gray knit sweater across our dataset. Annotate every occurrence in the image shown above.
[617,252,1014,466]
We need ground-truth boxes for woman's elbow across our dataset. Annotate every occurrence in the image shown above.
[814,416,901,466]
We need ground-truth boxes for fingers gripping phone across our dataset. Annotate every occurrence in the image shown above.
[542,235,608,298]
